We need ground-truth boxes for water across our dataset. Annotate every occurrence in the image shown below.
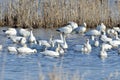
[0,27,120,80]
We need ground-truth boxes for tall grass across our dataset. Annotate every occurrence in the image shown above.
[0,0,120,28]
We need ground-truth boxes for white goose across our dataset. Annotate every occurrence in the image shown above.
[85,29,101,36]
[28,29,37,44]
[56,24,73,34]
[86,39,92,53]
[99,45,107,59]
[74,39,91,53]
[3,28,17,36]
[8,36,26,44]
[100,31,112,43]
[19,28,30,37]
[8,46,17,53]
[40,44,60,57]
[96,23,106,32]
[68,21,78,30]
[17,44,37,54]
[101,43,112,51]
[73,22,87,34]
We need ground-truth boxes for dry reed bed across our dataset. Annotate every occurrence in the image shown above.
[0,0,120,28]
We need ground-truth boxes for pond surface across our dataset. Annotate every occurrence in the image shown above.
[0,27,120,80]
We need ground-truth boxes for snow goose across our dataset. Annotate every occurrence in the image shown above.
[8,46,17,53]
[73,22,87,34]
[101,43,112,51]
[17,44,37,54]
[94,38,99,47]
[73,39,91,53]
[85,29,101,36]
[19,28,30,37]
[8,36,26,44]
[3,28,17,36]
[40,44,60,58]
[100,31,112,43]
[56,24,73,34]
[28,28,37,44]
[68,21,78,30]
[96,23,106,32]
[86,39,92,53]
[99,45,107,60]
[107,29,116,38]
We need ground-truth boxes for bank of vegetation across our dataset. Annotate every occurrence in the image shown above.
[0,0,120,28]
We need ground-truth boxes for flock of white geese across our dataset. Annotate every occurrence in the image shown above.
[0,21,120,59]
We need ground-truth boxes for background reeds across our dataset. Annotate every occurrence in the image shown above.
[0,0,120,28]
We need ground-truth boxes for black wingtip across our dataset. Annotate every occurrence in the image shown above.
[3,30,6,32]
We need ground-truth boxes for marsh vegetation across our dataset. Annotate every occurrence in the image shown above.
[0,0,120,28]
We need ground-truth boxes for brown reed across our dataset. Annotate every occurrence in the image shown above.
[0,0,119,28]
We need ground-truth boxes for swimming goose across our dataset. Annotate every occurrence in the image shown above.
[3,28,17,36]
[94,38,99,47]
[89,35,99,47]
[86,39,92,53]
[107,29,116,38]
[40,44,60,57]
[99,45,107,59]
[17,44,37,54]
[101,43,112,51]
[56,24,73,34]
[8,46,17,53]
[28,28,37,44]
[100,31,112,43]
[8,36,26,44]
[96,23,106,32]
[85,29,101,36]
[73,22,87,34]
[19,28,30,37]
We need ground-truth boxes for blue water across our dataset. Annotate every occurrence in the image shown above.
[0,27,120,80]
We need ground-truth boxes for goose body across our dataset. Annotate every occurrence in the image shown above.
[40,45,60,57]
[68,21,78,30]
[17,45,37,54]
[102,43,112,51]
[100,31,112,43]
[28,29,37,44]
[56,25,73,34]
[96,23,106,32]
[8,36,26,44]
[8,46,17,52]
[99,45,107,59]
[86,39,92,53]
[3,28,17,36]
[74,22,87,34]
[19,28,30,37]
[85,29,100,36]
